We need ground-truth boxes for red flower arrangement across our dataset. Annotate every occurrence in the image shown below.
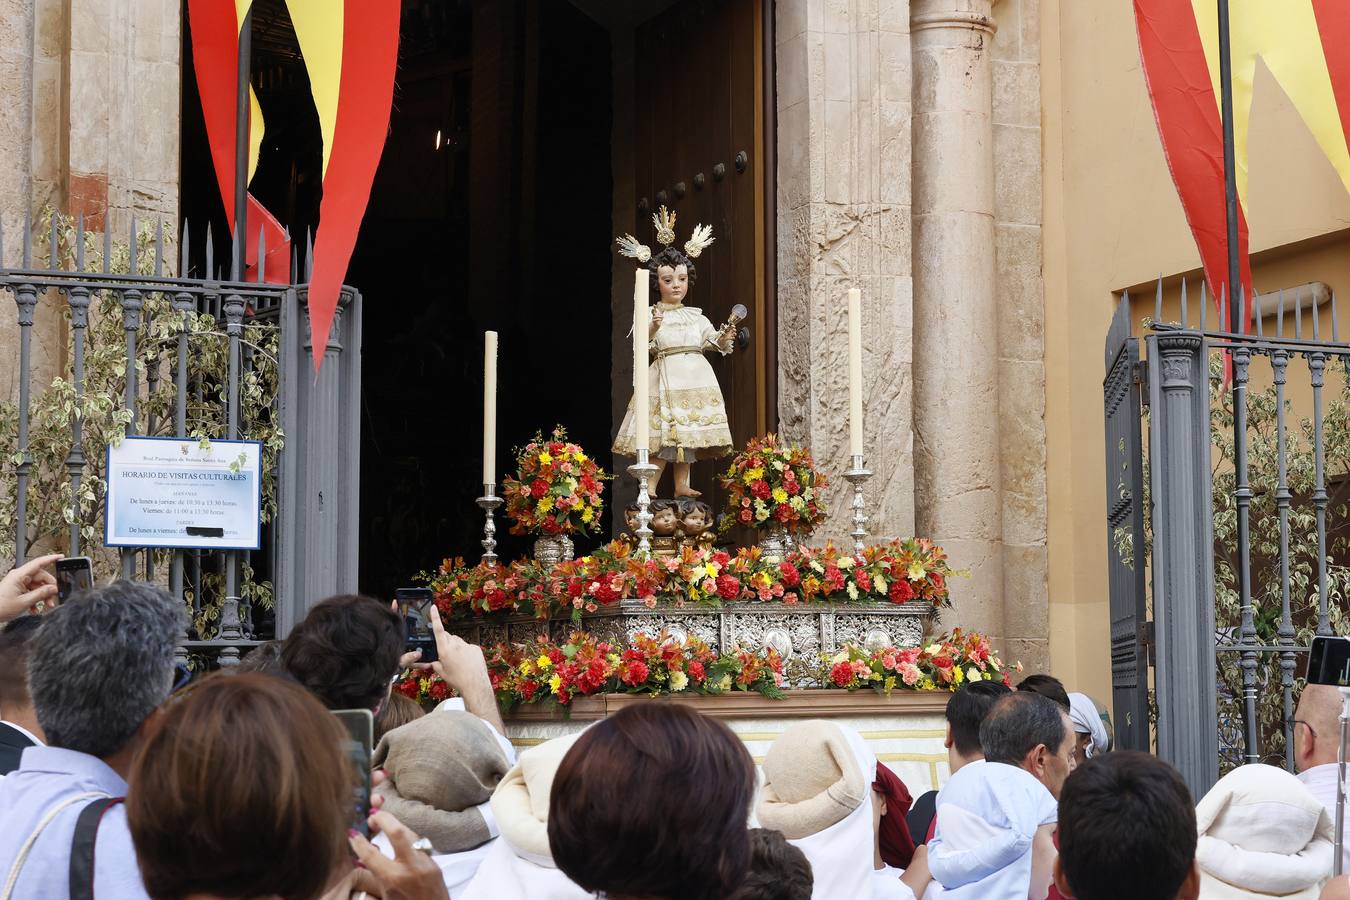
[393,670,453,705]
[719,434,827,534]
[824,629,1018,695]
[502,427,608,537]
[487,630,785,708]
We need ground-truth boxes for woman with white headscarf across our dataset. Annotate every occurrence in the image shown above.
[1067,693,1111,765]
[756,720,915,900]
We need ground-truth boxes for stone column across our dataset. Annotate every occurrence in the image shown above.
[910,0,1004,642]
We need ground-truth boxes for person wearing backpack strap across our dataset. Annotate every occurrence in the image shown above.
[0,582,182,899]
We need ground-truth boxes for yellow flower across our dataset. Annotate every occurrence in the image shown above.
[575,451,588,463]
[520,660,534,675]
[831,649,850,664]
[873,575,887,593]
[539,452,552,464]
[966,666,983,682]
[772,487,788,504]
[548,674,562,692]
[581,507,595,523]
[952,666,965,685]
[908,563,926,580]
[705,562,719,578]
[670,671,689,692]
[537,654,553,669]
[837,556,855,569]
[537,497,554,513]
[718,674,733,691]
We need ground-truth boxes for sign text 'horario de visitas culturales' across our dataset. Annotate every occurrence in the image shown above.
[105,437,263,550]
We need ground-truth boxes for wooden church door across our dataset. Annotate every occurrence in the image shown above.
[632,0,774,502]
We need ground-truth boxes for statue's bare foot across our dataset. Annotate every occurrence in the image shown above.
[675,487,703,498]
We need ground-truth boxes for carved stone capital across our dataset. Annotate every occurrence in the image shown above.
[911,0,997,35]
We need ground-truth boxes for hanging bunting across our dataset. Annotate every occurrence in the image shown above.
[1135,0,1350,329]
[286,0,400,372]
[186,0,290,284]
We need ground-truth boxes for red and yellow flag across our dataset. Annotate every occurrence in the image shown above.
[1135,0,1350,327]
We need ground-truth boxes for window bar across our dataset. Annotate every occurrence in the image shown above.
[171,222,193,620]
[1271,345,1296,771]
[1232,334,1260,765]
[64,216,90,558]
[217,220,246,658]
[11,214,38,565]
[120,215,142,581]
[143,219,164,583]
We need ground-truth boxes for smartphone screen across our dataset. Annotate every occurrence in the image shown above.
[54,557,94,605]
[395,587,438,663]
[1308,636,1350,687]
[332,708,374,837]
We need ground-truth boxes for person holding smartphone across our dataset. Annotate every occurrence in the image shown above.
[0,555,60,624]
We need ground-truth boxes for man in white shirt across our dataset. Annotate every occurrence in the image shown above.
[0,615,45,775]
[924,692,1075,900]
[1293,682,1350,873]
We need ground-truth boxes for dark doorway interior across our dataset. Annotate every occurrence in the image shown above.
[180,0,615,603]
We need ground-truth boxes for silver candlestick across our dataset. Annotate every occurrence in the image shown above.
[843,454,873,552]
[476,483,503,564]
[628,448,659,555]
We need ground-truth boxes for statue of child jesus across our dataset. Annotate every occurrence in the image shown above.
[613,208,738,498]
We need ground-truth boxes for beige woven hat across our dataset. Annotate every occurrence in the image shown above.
[756,719,868,840]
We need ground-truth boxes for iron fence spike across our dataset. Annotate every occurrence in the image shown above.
[22,209,31,268]
[304,228,314,281]
[154,218,164,276]
[1311,285,1319,340]
[75,213,84,271]
[257,223,266,285]
[1254,290,1263,337]
[229,221,241,282]
[289,241,298,284]
[205,222,215,278]
[48,215,58,270]
[1155,274,1163,325]
[1296,286,1304,340]
[101,219,111,273]
[1181,277,1189,328]
[129,214,137,274]
[1277,289,1285,338]
[180,220,191,278]
[1200,280,1208,331]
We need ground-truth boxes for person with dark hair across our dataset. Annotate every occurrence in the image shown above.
[548,703,756,899]
[729,828,814,900]
[376,690,427,743]
[1053,752,1199,900]
[909,679,1012,844]
[1018,673,1071,712]
[0,616,45,775]
[234,638,285,676]
[923,692,1074,900]
[0,581,184,898]
[127,673,359,900]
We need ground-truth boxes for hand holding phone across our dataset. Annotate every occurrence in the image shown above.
[395,588,438,663]
[0,554,63,623]
[55,557,94,606]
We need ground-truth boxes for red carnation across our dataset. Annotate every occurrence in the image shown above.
[395,679,418,699]
[428,679,450,701]
[779,561,801,588]
[775,505,792,522]
[520,680,538,701]
[621,660,650,686]
[716,574,742,601]
[689,661,706,682]
[831,661,856,688]
[530,479,549,499]
[739,509,753,524]
[929,572,946,592]
[889,579,915,604]
[933,655,953,670]
[751,480,771,500]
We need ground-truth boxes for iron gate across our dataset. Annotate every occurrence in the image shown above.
[1105,281,1346,797]
[0,210,360,663]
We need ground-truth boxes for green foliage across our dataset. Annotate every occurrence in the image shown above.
[0,210,283,635]
[1208,351,1350,768]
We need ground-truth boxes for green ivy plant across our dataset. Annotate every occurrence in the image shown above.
[0,210,283,638]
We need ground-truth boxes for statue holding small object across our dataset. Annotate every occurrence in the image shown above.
[613,207,746,498]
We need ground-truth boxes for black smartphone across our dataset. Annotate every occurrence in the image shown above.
[332,708,374,837]
[1308,636,1350,687]
[395,587,438,663]
[54,557,94,605]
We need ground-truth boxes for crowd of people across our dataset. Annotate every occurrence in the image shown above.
[0,554,1347,898]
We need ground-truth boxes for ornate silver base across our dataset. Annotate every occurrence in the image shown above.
[756,522,797,561]
[628,448,659,555]
[843,455,873,552]
[476,484,504,564]
[449,600,935,688]
[533,534,575,569]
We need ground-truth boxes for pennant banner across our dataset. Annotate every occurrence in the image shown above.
[287,0,400,372]
[186,0,290,284]
[1135,0,1350,329]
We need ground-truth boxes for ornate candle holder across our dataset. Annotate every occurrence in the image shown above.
[628,448,659,555]
[843,454,873,552]
[476,483,504,564]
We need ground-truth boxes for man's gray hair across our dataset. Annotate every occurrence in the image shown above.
[28,581,184,759]
[980,691,1071,766]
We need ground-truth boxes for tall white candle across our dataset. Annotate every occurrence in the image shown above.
[634,270,651,452]
[483,331,498,485]
[848,288,864,458]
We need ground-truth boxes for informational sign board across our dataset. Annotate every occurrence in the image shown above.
[105,437,262,550]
